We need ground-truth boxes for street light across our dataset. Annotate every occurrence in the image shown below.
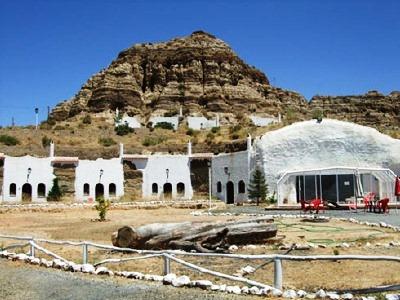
[166,168,169,179]
[99,169,104,181]
[207,160,212,213]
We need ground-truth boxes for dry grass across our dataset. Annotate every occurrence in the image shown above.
[0,207,399,291]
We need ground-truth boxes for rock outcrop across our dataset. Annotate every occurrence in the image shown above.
[309,91,400,128]
[50,31,307,123]
[50,31,399,130]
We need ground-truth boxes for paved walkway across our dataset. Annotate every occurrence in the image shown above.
[216,206,400,227]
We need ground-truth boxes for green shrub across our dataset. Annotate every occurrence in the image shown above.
[42,136,52,148]
[82,115,92,124]
[95,196,110,221]
[231,133,240,139]
[48,178,62,201]
[115,123,134,136]
[154,122,174,130]
[54,125,65,130]
[211,127,220,134]
[0,135,20,146]
[99,137,117,147]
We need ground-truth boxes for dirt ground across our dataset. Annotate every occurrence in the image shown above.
[1,207,399,291]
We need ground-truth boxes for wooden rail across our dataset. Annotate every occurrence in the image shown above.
[1,234,399,290]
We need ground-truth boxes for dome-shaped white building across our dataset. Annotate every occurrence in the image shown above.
[255,119,400,206]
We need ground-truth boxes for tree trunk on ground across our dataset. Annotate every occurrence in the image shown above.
[111,217,277,253]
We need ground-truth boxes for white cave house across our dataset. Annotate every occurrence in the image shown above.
[0,119,399,205]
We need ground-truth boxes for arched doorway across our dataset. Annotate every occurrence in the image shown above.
[22,183,32,202]
[95,183,104,199]
[163,183,172,199]
[226,181,234,204]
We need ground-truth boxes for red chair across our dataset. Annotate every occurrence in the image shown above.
[363,192,376,212]
[310,198,325,214]
[377,198,389,214]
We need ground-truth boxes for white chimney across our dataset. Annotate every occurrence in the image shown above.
[216,114,220,127]
[49,142,55,157]
[119,143,124,158]
[179,106,183,117]
[187,140,192,156]
[247,134,252,151]
[278,113,282,123]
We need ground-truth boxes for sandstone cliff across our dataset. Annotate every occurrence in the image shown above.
[50,31,399,130]
[309,90,400,128]
[50,31,308,123]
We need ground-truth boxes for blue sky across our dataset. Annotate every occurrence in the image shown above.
[0,0,399,126]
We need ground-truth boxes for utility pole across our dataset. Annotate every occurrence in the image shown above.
[47,106,50,120]
[11,117,15,127]
[35,108,39,130]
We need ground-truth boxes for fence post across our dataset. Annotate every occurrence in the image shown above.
[82,242,88,264]
[163,255,171,275]
[29,239,35,258]
[274,258,283,290]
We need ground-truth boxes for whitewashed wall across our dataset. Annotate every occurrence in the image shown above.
[250,115,278,127]
[255,119,400,204]
[75,158,124,201]
[149,116,179,130]
[2,156,54,203]
[187,117,218,130]
[116,116,141,128]
[140,155,193,200]
[211,151,250,203]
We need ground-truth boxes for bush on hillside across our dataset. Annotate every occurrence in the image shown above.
[0,135,20,146]
[154,122,174,130]
[115,123,134,136]
[98,137,117,147]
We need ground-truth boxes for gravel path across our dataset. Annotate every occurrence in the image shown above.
[0,260,253,300]
[215,206,400,227]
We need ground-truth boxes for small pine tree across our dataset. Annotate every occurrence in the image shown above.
[247,168,268,206]
[95,196,110,221]
[48,178,62,201]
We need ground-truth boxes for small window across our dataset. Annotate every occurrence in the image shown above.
[238,180,245,194]
[109,183,116,197]
[9,183,16,197]
[83,183,90,196]
[37,183,46,197]
[177,182,185,196]
[217,181,222,193]
[152,183,158,194]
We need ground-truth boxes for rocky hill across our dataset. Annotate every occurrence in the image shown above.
[50,31,308,123]
[50,30,399,130]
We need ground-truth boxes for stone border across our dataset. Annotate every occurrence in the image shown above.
[2,250,391,299]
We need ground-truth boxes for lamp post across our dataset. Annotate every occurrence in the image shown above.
[35,108,39,130]
[166,168,169,180]
[207,160,212,213]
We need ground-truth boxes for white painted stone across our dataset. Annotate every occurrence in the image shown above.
[385,295,399,300]
[241,265,255,274]
[249,286,260,295]
[163,273,177,284]
[271,288,283,297]
[229,245,239,251]
[192,280,213,289]
[95,267,111,275]
[226,285,242,294]
[210,285,220,291]
[81,263,95,273]
[218,284,227,292]
[283,289,298,299]
[241,286,249,294]
[341,293,353,300]
[172,275,191,287]
[326,292,340,299]
[297,290,308,298]
[316,289,327,298]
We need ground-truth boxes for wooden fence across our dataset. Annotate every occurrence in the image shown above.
[1,234,399,290]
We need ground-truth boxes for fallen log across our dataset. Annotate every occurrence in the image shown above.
[111,217,277,252]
